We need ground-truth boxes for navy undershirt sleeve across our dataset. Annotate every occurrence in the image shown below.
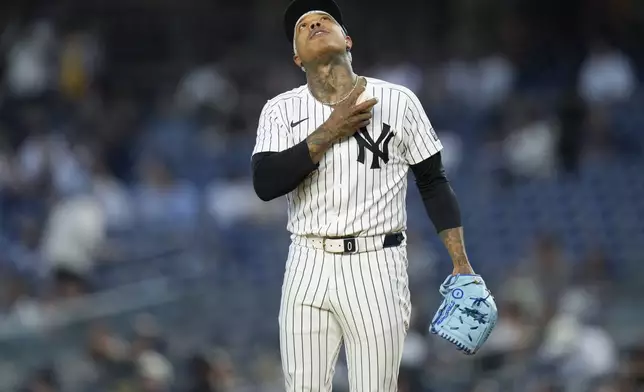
[410,152,462,233]
[251,140,318,201]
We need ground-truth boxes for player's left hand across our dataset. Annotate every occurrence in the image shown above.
[430,274,498,355]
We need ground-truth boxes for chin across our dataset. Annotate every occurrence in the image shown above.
[309,43,346,61]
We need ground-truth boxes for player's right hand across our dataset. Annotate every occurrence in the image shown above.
[326,76,378,140]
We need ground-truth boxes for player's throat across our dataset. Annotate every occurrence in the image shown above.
[306,55,356,105]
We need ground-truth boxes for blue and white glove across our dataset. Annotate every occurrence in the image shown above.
[430,274,498,355]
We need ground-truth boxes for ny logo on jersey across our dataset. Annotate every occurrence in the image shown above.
[354,123,394,169]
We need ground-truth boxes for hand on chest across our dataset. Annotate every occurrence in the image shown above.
[291,112,404,171]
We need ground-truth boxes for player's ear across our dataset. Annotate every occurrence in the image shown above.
[293,54,306,72]
[345,35,353,52]
[293,54,302,68]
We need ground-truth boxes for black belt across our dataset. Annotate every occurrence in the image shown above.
[383,232,405,248]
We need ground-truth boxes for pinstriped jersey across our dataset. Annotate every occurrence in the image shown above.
[252,77,443,237]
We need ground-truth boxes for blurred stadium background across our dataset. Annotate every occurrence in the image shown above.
[0,0,643,391]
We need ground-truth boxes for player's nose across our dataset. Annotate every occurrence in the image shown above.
[309,21,321,30]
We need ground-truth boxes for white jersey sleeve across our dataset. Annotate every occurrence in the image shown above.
[252,101,292,155]
[401,90,443,165]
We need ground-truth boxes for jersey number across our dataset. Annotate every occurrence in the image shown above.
[353,123,394,169]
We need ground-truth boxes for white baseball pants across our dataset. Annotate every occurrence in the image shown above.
[278,240,411,392]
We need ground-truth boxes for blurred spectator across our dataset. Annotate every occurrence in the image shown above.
[538,289,618,392]
[399,325,429,392]
[84,322,132,388]
[444,50,515,109]
[500,234,569,327]
[176,65,238,115]
[137,350,174,392]
[142,94,199,166]
[58,30,102,102]
[578,39,636,105]
[575,248,614,298]
[15,106,88,196]
[530,234,570,318]
[205,177,284,227]
[0,270,41,325]
[501,101,557,181]
[405,230,437,287]
[133,155,199,228]
[89,151,133,230]
[132,313,167,357]
[186,354,216,392]
[209,349,251,392]
[479,301,535,372]
[477,55,516,107]
[7,214,45,275]
[4,20,57,99]
[436,130,463,173]
[249,352,283,392]
[42,195,106,296]
[370,54,423,93]
[187,349,250,392]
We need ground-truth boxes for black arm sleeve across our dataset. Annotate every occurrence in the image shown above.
[410,152,462,233]
[251,140,318,201]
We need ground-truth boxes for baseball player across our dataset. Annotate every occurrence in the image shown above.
[251,0,497,391]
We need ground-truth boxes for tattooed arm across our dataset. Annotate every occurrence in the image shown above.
[306,124,340,163]
[411,153,475,275]
[439,227,475,275]
[252,118,373,201]
[251,116,347,201]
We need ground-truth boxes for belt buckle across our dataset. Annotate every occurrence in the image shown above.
[321,237,358,254]
[343,238,358,254]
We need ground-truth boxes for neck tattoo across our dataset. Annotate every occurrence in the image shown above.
[306,57,357,106]
[310,75,359,106]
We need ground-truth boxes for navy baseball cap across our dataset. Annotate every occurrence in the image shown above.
[284,0,347,43]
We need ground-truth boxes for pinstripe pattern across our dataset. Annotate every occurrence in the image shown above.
[252,77,443,237]
[256,77,435,391]
[279,243,411,392]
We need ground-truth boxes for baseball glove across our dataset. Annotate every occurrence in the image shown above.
[430,274,498,355]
